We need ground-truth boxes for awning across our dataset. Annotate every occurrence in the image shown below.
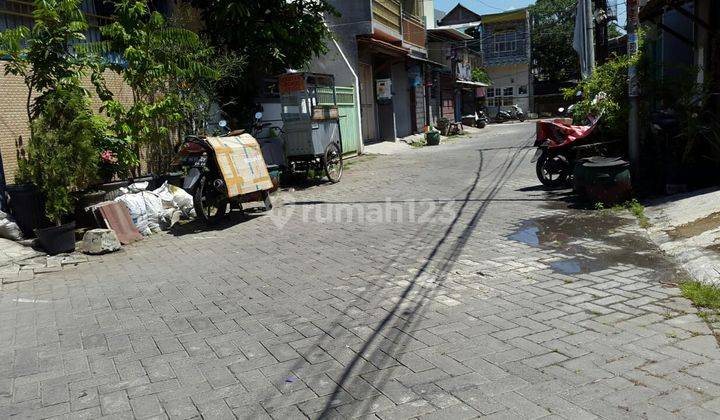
[427,28,474,41]
[357,36,409,57]
[456,80,489,87]
[407,55,446,68]
[433,22,481,31]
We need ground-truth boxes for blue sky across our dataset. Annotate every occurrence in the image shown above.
[434,0,534,14]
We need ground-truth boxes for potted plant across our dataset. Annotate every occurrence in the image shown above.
[1,0,106,252]
[19,86,108,254]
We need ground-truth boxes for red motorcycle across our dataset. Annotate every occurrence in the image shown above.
[532,94,613,187]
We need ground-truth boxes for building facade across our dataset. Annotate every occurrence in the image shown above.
[307,0,432,144]
[427,27,485,123]
[434,4,487,123]
[480,8,533,116]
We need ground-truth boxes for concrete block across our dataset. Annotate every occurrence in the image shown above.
[81,229,121,255]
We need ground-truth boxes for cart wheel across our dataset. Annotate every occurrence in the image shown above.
[323,143,343,183]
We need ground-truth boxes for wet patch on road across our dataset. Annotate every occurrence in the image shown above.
[509,212,683,283]
[665,212,720,241]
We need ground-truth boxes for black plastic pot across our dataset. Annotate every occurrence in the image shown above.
[573,157,632,205]
[5,184,51,238]
[35,221,76,255]
[74,190,107,228]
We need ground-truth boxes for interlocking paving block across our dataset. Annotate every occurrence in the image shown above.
[0,124,718,419]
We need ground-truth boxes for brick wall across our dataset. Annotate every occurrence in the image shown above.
[0,65,133,183]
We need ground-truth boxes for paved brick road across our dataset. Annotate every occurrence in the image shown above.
[2,122,720,419]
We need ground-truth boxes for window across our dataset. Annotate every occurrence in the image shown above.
[486,86,515,107]
[493,32,517,56]
[519,85,528,95]
[402,0,421,17]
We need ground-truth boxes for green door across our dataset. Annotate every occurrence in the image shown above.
[317,86,360,155]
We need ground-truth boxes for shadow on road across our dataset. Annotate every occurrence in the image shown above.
[280,135,536,418]
[168,211,264,236]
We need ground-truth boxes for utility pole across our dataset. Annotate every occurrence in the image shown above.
[627,0,640,179]
[585,0,596,74]
[595,0,609,64]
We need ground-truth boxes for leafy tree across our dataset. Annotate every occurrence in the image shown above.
[190,0,337,119]
[529,0,580,82]
[563,56,632,139]
[193,0,336,73]
[0,0,90,127]
[89,0,223,174]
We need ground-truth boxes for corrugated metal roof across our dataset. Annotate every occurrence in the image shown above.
[427,27,473,41]
[97,202,143,245]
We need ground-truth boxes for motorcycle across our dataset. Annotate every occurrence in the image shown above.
[495,104,526,123]
[557,104,575,117]
[476,111,489,129]
[463,111,489,129]
[532,93,612,187]
[171,119,273,224]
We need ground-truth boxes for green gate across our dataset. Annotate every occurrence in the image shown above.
[317,86,360,155]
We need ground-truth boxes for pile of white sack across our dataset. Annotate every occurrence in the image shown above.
[115,181,195,235]
[0,210,24,241]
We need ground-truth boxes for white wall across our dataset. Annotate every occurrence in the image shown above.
[486,63,531,113]
[423,0,436,29]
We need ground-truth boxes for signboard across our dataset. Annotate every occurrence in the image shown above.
[279,74,306,94]
[376,78,392,100]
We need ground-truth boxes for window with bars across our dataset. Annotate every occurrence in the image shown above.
[493,32,517,56]
[486,87,514,107]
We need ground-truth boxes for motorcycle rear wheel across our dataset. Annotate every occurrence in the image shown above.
[536,152,569,188]
[193,175,230,225]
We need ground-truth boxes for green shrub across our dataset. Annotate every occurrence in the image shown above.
[562,33,644,140]
[472,68,491,85]
[562,55,633,139]
[18,87,107,224]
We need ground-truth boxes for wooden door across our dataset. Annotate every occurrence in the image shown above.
[359,63,377,142]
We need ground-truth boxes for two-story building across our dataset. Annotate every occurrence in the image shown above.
[480,8,533,115]
[427,27,486,123]
[306,0,432,145]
